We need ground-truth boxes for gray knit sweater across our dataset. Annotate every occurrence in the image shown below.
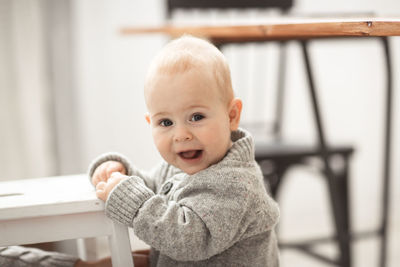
[88,128,280,267]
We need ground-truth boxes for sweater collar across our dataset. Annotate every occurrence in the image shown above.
[224,128,255,162]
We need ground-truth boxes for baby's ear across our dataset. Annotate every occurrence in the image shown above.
[228,98,242,131]
[145,113,151,124]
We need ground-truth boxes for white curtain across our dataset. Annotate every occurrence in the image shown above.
[0,0,82,180]
[0,0,56,180]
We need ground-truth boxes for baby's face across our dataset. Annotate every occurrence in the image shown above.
[146,68,237,175]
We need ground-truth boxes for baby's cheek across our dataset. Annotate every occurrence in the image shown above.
[208,124,231,143]
[155,139,174,163]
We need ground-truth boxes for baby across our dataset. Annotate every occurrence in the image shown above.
[0,35,280,267]
[87,35,280,267]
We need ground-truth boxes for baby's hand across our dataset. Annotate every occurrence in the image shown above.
[95,172,127,201]
[92,161,126,186]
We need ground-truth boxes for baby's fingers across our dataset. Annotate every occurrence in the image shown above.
[96,181,107,201]
[105,161,126,177]
[92,164,107,185]
[92,161,126,186]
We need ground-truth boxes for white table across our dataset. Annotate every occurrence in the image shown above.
[0,175,134,267]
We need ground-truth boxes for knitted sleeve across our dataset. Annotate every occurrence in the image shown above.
[0,246,78,267]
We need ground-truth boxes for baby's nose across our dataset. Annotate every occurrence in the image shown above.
[174,126,193,142]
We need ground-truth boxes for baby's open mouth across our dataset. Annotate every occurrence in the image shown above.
[179,150,203,160]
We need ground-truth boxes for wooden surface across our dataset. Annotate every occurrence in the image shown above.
[121,17,400,43]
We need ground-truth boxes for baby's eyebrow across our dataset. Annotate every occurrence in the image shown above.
[151,111,169,118]
[186,104,208,110]
[150,105,209,119]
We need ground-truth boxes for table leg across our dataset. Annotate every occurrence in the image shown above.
[77,238,98,261]
[108,221,134,267]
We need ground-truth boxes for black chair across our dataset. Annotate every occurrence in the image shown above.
[166,1,355,266]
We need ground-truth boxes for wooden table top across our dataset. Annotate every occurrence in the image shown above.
[120,17,400,44]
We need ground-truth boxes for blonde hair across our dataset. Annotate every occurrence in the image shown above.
[144,35,234,105]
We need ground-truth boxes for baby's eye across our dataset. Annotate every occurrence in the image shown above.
[160,119,173,127]
[191,114,204,122]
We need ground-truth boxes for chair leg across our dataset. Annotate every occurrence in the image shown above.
[272,41,288,141]
[260,160,289,199]
[324,155,352,267]
[270,162,290,199]
[301,40,351,267]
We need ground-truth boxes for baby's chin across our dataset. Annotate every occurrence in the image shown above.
[171,162,209,175]
[184,170,197,175]
[177,160,224,175]
[164,152,227,175]
[179,165,207,175]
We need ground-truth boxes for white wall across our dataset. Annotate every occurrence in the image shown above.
[71,0,166,171]
[69,0,399,265]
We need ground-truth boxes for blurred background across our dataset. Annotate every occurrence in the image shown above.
[0,0,399,266]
